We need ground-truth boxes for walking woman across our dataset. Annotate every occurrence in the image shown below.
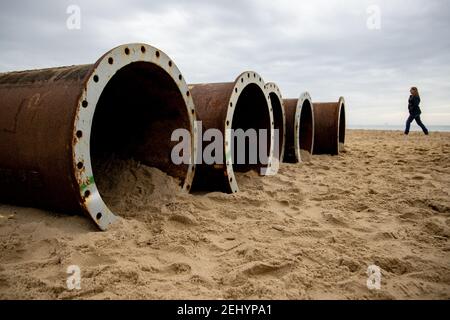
[405,87,429,135]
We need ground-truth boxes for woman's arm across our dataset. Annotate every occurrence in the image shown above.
[412,96,420,108]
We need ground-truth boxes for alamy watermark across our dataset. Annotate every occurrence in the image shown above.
[66,265,81,290]
[366,5,381,30]
[66,5,81,30]
[366,265,382,290]
[171,121,280,175]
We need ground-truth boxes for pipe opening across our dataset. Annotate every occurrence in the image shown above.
[299,100,313,160]
[339,103,346,152]
[269,92,284,160]
[90,61,190,203]
[231,83,271,174]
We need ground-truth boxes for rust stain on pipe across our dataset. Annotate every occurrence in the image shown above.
[0,43,197,230]
[282,92,315,163]
[312,97,346,155]
[189,71,274,193]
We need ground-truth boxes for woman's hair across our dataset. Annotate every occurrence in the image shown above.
[410,86,420,97]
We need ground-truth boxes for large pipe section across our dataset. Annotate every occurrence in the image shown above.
[312,97,346,155]
[282,92,315,163]
[264,83,286,163]
[0,43,197,230]
[189,72,274,193]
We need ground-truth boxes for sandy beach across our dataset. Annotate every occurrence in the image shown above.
[0,129,449,300]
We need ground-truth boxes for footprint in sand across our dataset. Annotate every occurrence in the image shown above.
[277,200,290,207]
[168,213,198,226]
[163,262,192,275]
[370,256,414,275]
[311,194,340,201]
[422,221,450,238]
[321,212,348,226]
[240,261,292,276]
[427,201,450,214]
[338,257,361,273]
[398,211,421,221]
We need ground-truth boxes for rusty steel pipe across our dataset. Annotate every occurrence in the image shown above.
[0,43,197,230]
[189,71,274,193]
[283,92,315,163]
[264,83,286,162]
[312,97,346,155]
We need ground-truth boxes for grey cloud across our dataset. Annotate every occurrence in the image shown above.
[0,0,449,125]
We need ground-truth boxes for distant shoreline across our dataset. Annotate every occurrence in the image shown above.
[348,125,450,132]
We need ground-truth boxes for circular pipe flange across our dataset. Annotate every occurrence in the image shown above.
[224,71,274,193]
[264,82,286,163]
[283,92,315,163]
[73,43,197,230]
[189,71,274,193]
[337,96,346,153]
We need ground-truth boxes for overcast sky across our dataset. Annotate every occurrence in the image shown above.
[1,0,449,125]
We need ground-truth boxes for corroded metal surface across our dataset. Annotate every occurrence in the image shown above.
[189,71,273,193]
[0,43,197,230]
[283,99,298,162]
[0,65,91,213]
[312,97,346,155]
[282,92,314,163]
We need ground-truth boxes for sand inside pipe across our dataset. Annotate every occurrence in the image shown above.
[92,157,182,217]
[300,150,312,162]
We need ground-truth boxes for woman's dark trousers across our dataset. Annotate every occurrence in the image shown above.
[405,114,429,135]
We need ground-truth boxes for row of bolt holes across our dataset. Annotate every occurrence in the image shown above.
[76,44,193,176]
[76,46,195,220]
[78,188,101,220]
[107,47,176,71]
[231,73,274,187]
[241,73,261,82]
[233,74,261,187]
